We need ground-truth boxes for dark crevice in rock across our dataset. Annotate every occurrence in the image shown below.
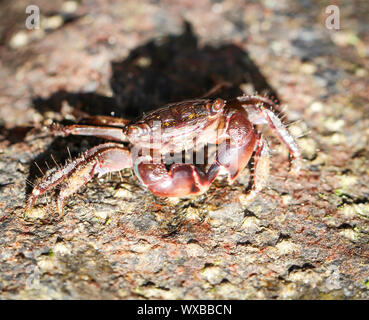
[236,240,252,247]
[141,280,155,287]
[287,263,315,274]
[276,233,291,243]
[337,223,354,230]
[337,194,369,207]
[243,209,257,218]
[219,278,230,284]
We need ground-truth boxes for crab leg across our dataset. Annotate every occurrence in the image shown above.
[26,142,132,214]
[78,115,130,128]
[233,95,302,170]
[246,134,270,199]
[236,95,281,113]
[51,123,128,142]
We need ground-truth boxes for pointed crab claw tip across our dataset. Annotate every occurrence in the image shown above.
[25,195,36,214]
[24,205,33,218]
[57,198,65,216]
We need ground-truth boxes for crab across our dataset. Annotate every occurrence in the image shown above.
[26,95,301,215]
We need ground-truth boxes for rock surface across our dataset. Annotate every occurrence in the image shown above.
[0,0,368,299]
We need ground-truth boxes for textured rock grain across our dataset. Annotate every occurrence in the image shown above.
[0,0,368,299]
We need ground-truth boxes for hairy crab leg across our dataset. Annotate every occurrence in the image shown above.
[246,134,270,199]
[51,123,128,142]
[233,95,302,171]
[236,95,281,113]
[199,81,232,98]
[26,142,132,215]
[78,115,130,128]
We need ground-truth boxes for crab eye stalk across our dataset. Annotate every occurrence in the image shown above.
[211,98,225,113]
[127,125,145,137]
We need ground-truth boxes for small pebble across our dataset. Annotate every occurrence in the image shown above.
[9,31,29,49]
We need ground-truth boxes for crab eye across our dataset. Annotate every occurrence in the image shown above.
[211,98,225,113]
[128,125,144,136]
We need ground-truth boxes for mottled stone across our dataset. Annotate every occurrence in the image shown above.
[0,0,368,300]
